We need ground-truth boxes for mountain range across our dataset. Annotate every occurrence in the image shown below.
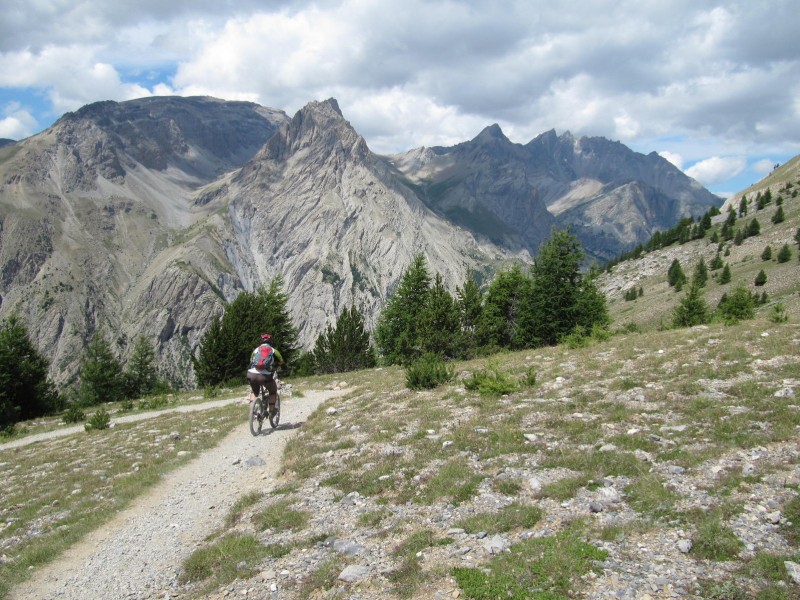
[0,96,721,386]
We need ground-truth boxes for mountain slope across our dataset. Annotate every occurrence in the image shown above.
[0,98,521,386]
[0,97,289,386]
[221,99,521,342]
[393,128,721,261]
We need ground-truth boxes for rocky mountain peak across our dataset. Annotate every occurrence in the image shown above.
[474,123,509,144]
[257,98,369,165]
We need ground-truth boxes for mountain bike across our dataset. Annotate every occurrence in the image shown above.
[249,377,281,436]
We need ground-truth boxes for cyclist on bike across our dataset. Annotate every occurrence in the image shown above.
[247,334,284,416]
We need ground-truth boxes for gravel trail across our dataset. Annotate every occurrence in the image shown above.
[9,388,344,600]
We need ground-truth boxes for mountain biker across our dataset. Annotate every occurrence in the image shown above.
[247,334,284,415]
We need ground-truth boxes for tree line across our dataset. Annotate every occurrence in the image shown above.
[0,318,168,433]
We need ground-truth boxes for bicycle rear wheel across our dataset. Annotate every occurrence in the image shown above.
[269,392,281,428]
[249,393,265,436]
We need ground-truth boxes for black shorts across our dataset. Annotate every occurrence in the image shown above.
[247,371,276,395]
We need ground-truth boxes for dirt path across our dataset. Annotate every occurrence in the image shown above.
[0,396,248,451]
[9,388,345,600]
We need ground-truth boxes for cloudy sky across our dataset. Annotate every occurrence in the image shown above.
[1,0,798,197]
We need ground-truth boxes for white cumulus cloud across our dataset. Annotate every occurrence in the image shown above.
[658,151,684,169]
[686,156,747,186]
[0,102,37,139]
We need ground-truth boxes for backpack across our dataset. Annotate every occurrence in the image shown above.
[251,344,275,372]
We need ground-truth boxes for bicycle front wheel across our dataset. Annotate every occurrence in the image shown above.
[269,392,281,429]
[249,395,264,436]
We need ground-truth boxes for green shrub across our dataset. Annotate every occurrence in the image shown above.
[62,405,86,424]
[717,286,756,324]
[769,303,788,323]
[140,395,170,410]
[405,354,454,390]
[464,367,518,396]
[521,366,537,388]
[84,407,111,431]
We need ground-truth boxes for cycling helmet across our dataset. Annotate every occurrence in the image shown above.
[261,333,272,342]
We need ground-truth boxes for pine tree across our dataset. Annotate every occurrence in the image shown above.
[0,316,58,430]
[772,206,785,224]
[79,336,124,406]
[456,271,483,355]
[673,282,709,328]
[719,263,732,284]
[193,276,299,387]
[375,254,432,365]
[522,229,585,346]
[419,274,463,358]
[123,336,158,399]
[710,253,724,270]
[193,314,225,387]
[747,218,761,237]
[738,196,748,216]
[777,244,792,263]
[476,264,528,350]
[667,259,687,289]
[311,305,375,374]
[575,272,610,333]
[259,276,300,368]
[761,246,773,261]
[717,286,755,324]
[692,257,708,288]
[754,269,767,286]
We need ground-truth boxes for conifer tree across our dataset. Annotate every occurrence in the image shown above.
[311,305,375,374]
[456,271,483,355]
[777,243,792,263]
[719,263,732,284]
[747,218,761,237]
[772,206,785,224]
[0,316,58,430]
[193,276,299,386]
[692,257,708,288]
[738,196,748,216]
[259,276,300,368]
[375,254,431,364]
[79,336,124,406]
[673,282,709,328]
[476,264,528,350]
[667,259,687,289]
[710,253,724,270]
[123,336,158,399]
[420,274,462,358]
[717,286,755,324]
[522,229,585,346]
[754,269,767,286]
[761,246,772,261]
[194,315,225,387]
